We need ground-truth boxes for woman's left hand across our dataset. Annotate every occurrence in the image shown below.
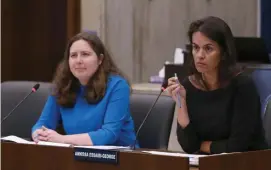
[200,141,212,153]
[42,126,64,143]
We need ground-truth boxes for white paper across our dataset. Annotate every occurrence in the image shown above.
[158,66,165,78]
[142,150,207,166]
[1,135,71,147]
[37,141,71,147]
[1,135,35,144]
[157,61,171,78]
[74,145,130,150]
[174,48,184,64]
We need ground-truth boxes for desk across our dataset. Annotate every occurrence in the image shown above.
[2,142,271,170]
[132,83,162,94]
[1,142,190,170]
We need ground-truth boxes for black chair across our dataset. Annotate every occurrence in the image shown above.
[1,81,52,139]
[130,92,175,149]
[251,69,271,117]
[263,95,271,148]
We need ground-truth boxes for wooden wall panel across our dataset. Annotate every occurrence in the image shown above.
[104,0,135,81]
[140,0,189,82]
[101,0,258,82]
[188,0,257,36]
[1,0,80,82]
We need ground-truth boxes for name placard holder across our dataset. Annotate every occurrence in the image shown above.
[74,147,119,165]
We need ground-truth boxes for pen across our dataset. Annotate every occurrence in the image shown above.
[174,73,182,108]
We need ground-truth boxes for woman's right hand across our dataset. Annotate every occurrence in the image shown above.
[166,77,186,102]
[32,127,48,143]
[167,77,190,128]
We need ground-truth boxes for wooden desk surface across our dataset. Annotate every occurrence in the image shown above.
[132,83,162,94]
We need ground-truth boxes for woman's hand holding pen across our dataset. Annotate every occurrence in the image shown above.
[167,76,186,100]
[32,126,64,143]
[167,76,190,128]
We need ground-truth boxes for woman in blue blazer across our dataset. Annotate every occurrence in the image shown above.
[32,32,137,146]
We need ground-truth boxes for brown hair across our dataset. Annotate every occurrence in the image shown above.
[187,16,241,90]
[52,32,129,107]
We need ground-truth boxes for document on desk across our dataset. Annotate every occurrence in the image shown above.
[142,151,207,166]
[2,136,130,149]
[1,135,71,147]
[1,135,35,144]
[37,141,71,147]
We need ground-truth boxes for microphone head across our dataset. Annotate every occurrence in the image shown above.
[32,83,40,92]
[161,81,168,92]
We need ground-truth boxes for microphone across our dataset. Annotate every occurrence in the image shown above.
[1,83,40,124]
[131,82,167,150]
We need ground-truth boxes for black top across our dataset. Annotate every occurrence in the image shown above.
[177,73,268,154]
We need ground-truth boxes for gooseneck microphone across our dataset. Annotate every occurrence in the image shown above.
[131,82,167,150]
[1,83,40,124]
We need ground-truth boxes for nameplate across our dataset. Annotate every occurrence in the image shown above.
[74,148,119,165]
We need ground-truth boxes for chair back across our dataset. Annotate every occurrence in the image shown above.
[130,92,175,149]
[1,81,52,139]
[263,95,271,148]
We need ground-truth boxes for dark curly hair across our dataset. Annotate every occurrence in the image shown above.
[187,16,241,90]
[52,32,129,107]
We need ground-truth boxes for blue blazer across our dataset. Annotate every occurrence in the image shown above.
[32,75,137,146]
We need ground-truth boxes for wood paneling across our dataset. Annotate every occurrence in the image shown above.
[1,0,81,82]
[98,0,258,82]
[67,0,81,39]
[140,0,189,82]
[104,0,135,81]
[187,0,257,36]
